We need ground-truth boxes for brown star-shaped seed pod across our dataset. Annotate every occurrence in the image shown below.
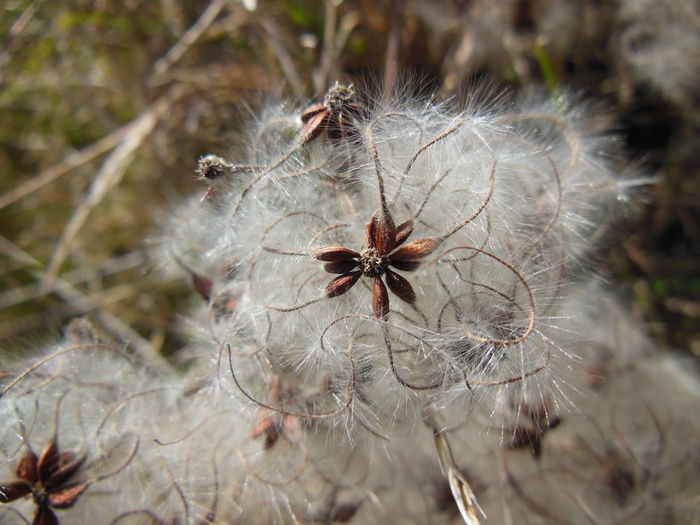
[505,399,563,459]
[249,376,301,450]
[0,438,89,525]
[299,82,368,145]
[314,210,438,319]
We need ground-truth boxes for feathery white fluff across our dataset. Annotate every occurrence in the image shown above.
[4,84,693,525]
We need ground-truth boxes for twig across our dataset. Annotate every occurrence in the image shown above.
[0,250,146,309]
[0,0,43,84]
[261,18,306,97]
[0,236,169,373]
[314,0,340,95]
[313,1,360,95]
[383,0,403,103]
[153,0,228,76]
[39,84,187,295]
[0,123,132,210]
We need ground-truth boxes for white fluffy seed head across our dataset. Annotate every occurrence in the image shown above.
[163,85,636,444]
[0,319,185,524]
[6,82,694,524]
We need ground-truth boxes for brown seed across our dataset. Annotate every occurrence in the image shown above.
[300,104,326,123]
[391,238,438,261]
[0,480,32,503]
[48,482,89,509]
[38,439,60,486]
[326,272,362,298]
[15,450,38,484]
[372,277,390,319]
[385,270,416,304]
[365,213,379,249]
[507,424,542,458]
[314,245,359,262]
[35,507,60,525]
[249,410,274,440]
[299,109,329,145]
[192,274,213,301]
[330,503,359,523]
[323,260,360,274]
[374,214,397,256]
[44,455,85,491]
[388,259,422,272]
[393,220,414,248]
[606,464,636,505]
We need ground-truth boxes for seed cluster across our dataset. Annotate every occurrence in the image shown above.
[2,84,697,525]
[155,83,637,522]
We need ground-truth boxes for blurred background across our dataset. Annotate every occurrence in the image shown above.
[0,0,698,361]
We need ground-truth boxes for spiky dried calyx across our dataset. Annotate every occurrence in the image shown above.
[315,209,437,319]
[299,82,368,144]
[1,439,88,525]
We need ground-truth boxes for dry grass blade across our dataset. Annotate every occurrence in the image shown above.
[261,18,305,98]
[383,0,404,103]
[153,0,228,76]
[0,0,42,83]
[0,234,166,372]
[314,0,340,95]
[0,124,132,211]
[39,84,188,295]
[0,251,145,309]
[430,418,484,525]
[313,0,360,94]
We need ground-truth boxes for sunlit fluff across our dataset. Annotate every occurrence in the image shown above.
[167,86,632,438]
